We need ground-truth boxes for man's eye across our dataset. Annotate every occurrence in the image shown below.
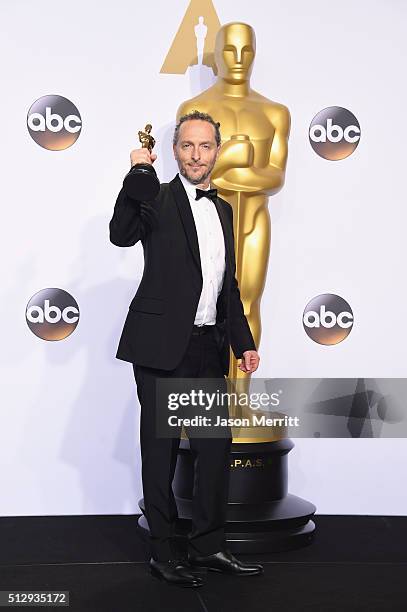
[182,144,190,149]
[202,145,209,149]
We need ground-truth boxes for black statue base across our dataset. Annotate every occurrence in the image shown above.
[123,163,160,201]
[137,438,316,553]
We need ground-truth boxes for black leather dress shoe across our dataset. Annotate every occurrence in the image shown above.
[188,549,264,576]
[149,558,205,587]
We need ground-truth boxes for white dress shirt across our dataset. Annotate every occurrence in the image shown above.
[178,173,226,326]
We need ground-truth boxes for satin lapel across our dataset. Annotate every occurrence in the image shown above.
[169,175,202,277]
[213,197,233,279]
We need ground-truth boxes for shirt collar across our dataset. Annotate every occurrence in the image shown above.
[178,172,210,201]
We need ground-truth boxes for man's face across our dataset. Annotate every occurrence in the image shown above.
[173,120,220,185]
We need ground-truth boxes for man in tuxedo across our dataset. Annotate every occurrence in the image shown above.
[109,110,263,587]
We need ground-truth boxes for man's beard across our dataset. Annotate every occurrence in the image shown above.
[175,156,216,185]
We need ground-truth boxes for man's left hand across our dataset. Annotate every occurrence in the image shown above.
[238,350,260,374]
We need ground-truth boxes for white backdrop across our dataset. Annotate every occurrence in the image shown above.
[1,0,406,516]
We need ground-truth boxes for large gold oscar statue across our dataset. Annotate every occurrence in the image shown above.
[171,22,316,552]
[176,22,291,442]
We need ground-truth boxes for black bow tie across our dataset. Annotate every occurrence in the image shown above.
[195,188,218,202]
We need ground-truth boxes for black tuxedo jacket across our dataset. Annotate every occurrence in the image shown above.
[109,173,256,375]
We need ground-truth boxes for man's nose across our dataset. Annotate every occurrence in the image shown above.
[191,147,200,160]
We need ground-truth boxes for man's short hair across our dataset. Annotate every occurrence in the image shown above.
[173,110,221,147]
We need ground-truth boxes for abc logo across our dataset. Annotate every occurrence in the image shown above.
[26,288,80,341]
[303,294,353,345]
[309,107,360,160]
[27,95,82,150]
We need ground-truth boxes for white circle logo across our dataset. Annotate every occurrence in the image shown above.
[27,95,82,150]
[309,106,360,160]
[26,288,80,340]
[303,294,354,345]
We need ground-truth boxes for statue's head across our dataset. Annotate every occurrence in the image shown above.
[214,22,256,83]
[145,124,152,133]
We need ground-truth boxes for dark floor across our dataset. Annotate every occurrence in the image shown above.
[0,514,406,611]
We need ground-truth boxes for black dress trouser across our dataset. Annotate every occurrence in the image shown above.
[132,326,233,561]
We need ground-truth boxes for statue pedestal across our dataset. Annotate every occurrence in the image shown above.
[138,438,316,553]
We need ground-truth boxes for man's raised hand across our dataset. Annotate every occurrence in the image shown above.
[130,148,157,167]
